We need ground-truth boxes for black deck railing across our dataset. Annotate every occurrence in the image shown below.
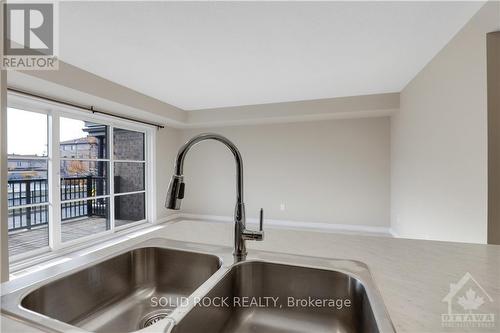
[7,176,107,232]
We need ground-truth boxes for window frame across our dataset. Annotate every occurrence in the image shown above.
[7,92,156,262]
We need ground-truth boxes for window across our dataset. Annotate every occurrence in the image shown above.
[7,108,49,257]
[113,128,146,227]
[60,117,110,243]
[6,97,153,260]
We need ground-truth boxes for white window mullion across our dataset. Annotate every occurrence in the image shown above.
[109,126,115,232]
[112,159,145,163]
[48,112,61,250]
[113,190,146,197]
[148,128,156,224]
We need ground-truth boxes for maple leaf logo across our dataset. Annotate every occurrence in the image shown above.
[457,288,484,312]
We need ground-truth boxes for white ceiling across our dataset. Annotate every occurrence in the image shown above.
[59,1,484,110]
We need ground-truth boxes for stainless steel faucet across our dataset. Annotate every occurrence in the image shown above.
[165,133,264,259]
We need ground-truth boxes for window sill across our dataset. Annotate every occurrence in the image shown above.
[8,220,164,277]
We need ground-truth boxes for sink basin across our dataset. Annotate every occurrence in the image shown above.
[172,261,379,333]
[20,247,221,333]
[2,239,393,333]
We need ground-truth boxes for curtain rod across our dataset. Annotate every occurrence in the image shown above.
[7,87,165,129]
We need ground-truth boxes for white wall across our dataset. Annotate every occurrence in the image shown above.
[175,118,390,228]
[186,93,399,127]
[155,127,181,222]
[391,2,500,243]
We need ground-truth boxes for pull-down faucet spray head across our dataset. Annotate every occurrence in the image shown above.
[165,175,185,210]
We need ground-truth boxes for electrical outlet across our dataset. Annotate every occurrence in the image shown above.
[280,203,285,211]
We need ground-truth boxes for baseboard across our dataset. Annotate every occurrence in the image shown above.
[155,213,183,224]
[389,228,400,238]
[178,213,392,237]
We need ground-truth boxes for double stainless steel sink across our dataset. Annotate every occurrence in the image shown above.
[1,238,394,333]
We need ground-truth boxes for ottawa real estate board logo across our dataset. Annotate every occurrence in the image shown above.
[442,272,495,329]
[2,1,58,70]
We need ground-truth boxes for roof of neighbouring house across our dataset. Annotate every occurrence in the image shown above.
[60,136,97,145]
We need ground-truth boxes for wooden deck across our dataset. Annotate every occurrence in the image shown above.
[8,218,134,257]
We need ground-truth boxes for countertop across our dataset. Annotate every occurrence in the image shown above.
[1,218,500,333]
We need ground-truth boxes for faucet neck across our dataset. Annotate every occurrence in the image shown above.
[174,133,244,205]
